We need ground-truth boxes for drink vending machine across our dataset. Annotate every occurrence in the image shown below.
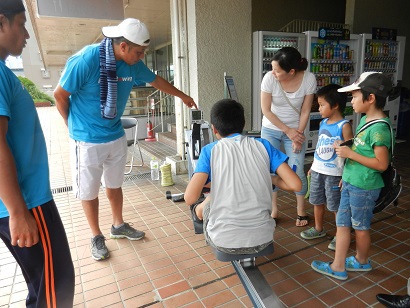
[303,30,362,153]
[252,31,306,131]
[251,30,406,151]
[360,33,406,134]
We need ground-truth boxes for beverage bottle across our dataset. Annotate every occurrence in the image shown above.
[317,45,322,59]
[150,157,159,180]
[313,44,318,59]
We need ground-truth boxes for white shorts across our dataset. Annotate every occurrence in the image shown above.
[70,135,127,200]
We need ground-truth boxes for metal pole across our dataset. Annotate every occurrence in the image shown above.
[160,92,164,132]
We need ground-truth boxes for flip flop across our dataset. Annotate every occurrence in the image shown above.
[296,215,309,227]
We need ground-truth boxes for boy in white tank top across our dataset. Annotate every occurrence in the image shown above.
[300,84,353,251]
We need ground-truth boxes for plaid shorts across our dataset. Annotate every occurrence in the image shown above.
[309,170,342,212]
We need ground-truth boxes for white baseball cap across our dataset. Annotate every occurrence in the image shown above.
[102,18,150,46]
[338,72,392,98]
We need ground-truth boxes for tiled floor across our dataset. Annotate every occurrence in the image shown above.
[0,106,409,307]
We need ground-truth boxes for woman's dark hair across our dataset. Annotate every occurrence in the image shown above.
[210,99,245,137]
[272,47,308,73]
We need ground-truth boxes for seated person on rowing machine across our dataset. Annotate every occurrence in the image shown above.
[184,99,301,254]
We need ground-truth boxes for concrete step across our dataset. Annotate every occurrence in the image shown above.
[138,139,177,162]
[138,138,188,175]
[167,123,177,134]
[157,131,177,150]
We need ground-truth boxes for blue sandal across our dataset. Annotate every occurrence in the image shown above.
[311,260,348,280]
[345,256,372,272]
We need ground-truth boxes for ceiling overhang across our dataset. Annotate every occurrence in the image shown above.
[25,0,171,69]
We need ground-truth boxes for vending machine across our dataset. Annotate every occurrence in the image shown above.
[252,31,306,131]
[304,101,356,153]
[304,30,362,153]
[359,32,406,133]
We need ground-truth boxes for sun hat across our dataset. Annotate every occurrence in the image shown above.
[102,18,150,46]
[338,72,392,98]
[0,0,25,15]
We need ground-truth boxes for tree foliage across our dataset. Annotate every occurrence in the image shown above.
[17,76,55,105]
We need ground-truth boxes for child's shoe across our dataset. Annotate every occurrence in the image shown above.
[328,236,336,251]
[300,227,326,239]
[345,256,372,272]
[311,260,348,280]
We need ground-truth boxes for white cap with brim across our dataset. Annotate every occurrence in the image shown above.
[102,18,150,46]
[338,72,392,98]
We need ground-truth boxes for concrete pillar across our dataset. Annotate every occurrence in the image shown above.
[170,0,252,159]
[171,0,191,158]
[186,0,252,127]
[345,0,356,29]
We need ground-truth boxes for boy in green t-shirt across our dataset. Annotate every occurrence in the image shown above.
[311,72,393,280]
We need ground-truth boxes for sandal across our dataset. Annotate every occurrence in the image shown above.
[300,227,326,239]
[311,260,348,280]
[296,215,309,227]
[345,256,372,272]
[190,200,204,234]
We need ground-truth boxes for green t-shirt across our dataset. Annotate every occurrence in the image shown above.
[342,116,393,190]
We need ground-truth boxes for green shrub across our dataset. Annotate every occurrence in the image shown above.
[18,76,55,105]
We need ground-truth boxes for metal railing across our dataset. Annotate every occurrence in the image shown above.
[279,19,351,33]
[146,87,175,133]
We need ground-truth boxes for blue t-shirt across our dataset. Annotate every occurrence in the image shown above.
[0,60,52,218]
[59,43,156,143]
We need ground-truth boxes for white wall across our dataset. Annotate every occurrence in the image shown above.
[187,0,253,129]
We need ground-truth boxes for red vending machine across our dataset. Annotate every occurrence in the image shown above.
[252,31,306,131]
[360,32,406,134]
[304,30,361,153]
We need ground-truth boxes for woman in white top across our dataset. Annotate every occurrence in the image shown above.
[261,47,316,226]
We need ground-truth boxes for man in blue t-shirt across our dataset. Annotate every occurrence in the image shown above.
[0,1,74,306]
[54,18,197,261]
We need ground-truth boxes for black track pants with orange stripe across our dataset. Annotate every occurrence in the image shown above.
[0,200,74,308]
